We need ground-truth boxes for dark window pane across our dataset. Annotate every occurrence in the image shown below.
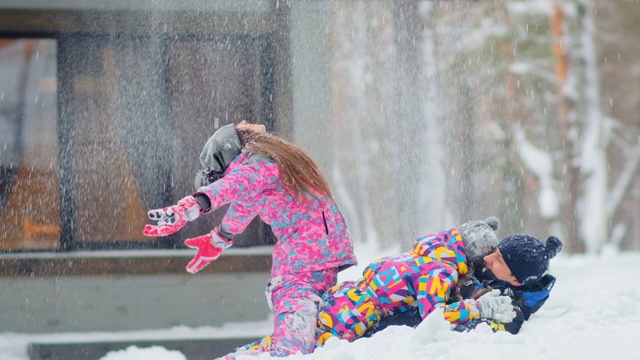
[0,39,59,250]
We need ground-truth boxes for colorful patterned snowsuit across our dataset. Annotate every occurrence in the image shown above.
[196,153,357,358]
[316,228,480,344]
[239,228,481,352]
[367,267,557,336]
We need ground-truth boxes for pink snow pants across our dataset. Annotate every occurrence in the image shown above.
[217,268,338,359]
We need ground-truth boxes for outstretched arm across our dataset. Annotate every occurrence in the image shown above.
[143,195,201,237]
[416,271,513,325]
[183,227,234,274]
[219,201,259,239]
[453,305,524,334]
[195,159,279,212]
[414,268,479,323]
[144,158,277,237]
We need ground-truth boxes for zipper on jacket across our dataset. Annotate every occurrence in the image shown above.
[322,210,329,235]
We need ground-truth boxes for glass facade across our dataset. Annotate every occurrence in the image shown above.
[0,39,59,250]
[0,34,278,251]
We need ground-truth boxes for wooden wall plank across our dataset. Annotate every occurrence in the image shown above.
[0,10,276,36]
[0,251,272,276]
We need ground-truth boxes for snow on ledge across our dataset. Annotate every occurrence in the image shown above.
[0,246,274,260]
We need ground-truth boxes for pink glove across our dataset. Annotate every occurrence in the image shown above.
[143,195,200,237]
[184,228,233,274]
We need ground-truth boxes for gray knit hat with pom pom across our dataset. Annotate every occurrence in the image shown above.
[458,216,501,265]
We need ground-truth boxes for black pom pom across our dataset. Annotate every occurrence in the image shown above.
[545,236,563,258]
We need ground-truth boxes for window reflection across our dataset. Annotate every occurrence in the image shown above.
[0,39,59,250]
[0,36,275,252]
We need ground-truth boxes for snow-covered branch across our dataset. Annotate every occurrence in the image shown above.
[513,124,559,219]
[607,146,640,216]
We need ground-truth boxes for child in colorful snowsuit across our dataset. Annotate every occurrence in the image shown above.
[143,121,357,358]
[237,217,514,351]
[365,233,563,336]
[314,217,516,344]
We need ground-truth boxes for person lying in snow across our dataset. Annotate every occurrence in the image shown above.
[240,225,562,354]
[237,217,521,352]
[363,233,562,336]
[143,121,357,359]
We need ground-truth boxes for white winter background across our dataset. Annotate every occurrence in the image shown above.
[1,241,638,360]
[2,1,640,359]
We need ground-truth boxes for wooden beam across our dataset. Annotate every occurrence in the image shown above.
[0,250,272,277]
[0,9,276,36]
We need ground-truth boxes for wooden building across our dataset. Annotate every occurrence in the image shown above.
[0,1,338,357]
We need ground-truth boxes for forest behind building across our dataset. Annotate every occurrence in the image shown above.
[326,0,640,255]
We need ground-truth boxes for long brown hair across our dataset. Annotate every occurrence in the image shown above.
[236,128,333,199]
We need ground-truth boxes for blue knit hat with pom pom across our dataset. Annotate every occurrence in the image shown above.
[498,234,563,286]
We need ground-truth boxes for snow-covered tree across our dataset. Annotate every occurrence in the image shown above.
[324,0,640,253]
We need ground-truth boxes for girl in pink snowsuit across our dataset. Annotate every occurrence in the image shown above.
[143,121,357,358]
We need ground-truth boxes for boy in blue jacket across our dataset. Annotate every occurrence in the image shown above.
[363,233,562,335]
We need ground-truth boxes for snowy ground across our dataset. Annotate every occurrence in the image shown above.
[1,242,639,360]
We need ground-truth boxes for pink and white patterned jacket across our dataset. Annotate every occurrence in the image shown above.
[195,153,357,276]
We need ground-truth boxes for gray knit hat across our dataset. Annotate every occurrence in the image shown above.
[458,216,501,264]
[199,123,242,172]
